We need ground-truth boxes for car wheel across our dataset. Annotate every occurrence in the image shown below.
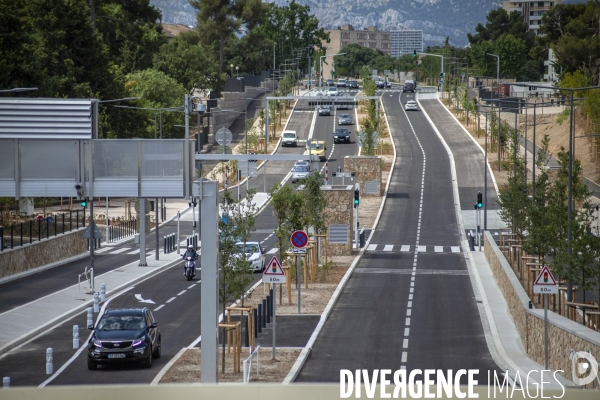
[143,346,153,368]
[87,359,97,370]
[152,337,161,359]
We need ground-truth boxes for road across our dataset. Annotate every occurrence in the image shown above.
[295,90,502,384]
[0,89,363,387]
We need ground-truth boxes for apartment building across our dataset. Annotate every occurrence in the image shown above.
[501,0,562,35]
[390,30,424,57]
[321,25,391,79]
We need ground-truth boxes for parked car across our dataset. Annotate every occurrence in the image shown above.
[291,161,311,183]
[326,79,335,86]
[304,140,327,161]
[87,307,161,370]
[405,100,418,111]
[336,78,347,87]
[318,105,331,116]
[338,114,353,125]
[333,128,351,143]
[281,130,298,146]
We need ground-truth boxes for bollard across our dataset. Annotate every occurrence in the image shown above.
[3,377,9,388]
[244,315,249,348]
[73,325,80,349]
[254,309,258,338]
[262,299,267,328]
[46,348,53,375]
[266,295,271,323]
[100,283,106,302]
[93,292,100,313]
[163,236,167,254]
[87,307,93,328]
[257,304,262,333]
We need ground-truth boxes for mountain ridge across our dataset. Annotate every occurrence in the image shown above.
[151,0,504,47]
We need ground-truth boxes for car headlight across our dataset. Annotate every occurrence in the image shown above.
[93,339,103,347]
[132,337,144,347]
[133,347,146,354]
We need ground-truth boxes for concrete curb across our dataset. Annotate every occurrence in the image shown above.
[0,256,181,357]
[151,346,188,385]
[282,93,397,384]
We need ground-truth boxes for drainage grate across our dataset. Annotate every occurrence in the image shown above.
[365,180,378,194]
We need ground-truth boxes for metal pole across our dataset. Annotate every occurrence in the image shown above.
[89,199,95,274]
[106,197,109,244]
[498,105,501,172]
[155,197,159,260]
[484,113,488,230]
[514,110,517,178]
[177,211,180,254]
[272,283,277,360]
[200,180,218,383]
[532,103,537,199]
[567,90,574,303]
[139,199,147,266]
[544,293,549,369]
[297,255,301,314]
[184,94,190,199]
[265,99,269,153]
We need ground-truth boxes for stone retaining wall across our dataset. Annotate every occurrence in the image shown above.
[0,229,88,278]
[322,185,353,256]
[343,156,382,197]
[484,231,600,389]
[210,87,267,140]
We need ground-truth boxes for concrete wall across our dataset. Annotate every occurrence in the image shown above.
[484,231,600,389]
[323,185,354,256]
[0,229,88,278]
[343,156,382,197]
[209,87,267,141]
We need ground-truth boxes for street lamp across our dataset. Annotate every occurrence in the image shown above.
[0,87,38,94]
[319,53,346,88]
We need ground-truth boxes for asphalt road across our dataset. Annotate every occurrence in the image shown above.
[0,93,361,387]
[295,90,502,384]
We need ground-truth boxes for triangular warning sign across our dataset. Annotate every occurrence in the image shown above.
[82,221,103,239]
[534,266,557,286]
[263,256,284,276]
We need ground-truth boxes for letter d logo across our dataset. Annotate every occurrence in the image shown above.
[572,351,598,386]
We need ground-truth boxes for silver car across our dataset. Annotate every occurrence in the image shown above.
[291,163,311,183]
[405,100,418,111]
[338,114,352,125]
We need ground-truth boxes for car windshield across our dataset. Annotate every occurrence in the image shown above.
[236,243,259,253]
[340,114,350,118]
[283,133,295,138]
[293,166,310,172]
[328,88,336,92]
[97,315,145,331]
[335,129,349,134]
[308,143,323,150]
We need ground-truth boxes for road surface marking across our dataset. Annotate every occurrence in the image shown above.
[416,245,426,252]
[266,248,278,254]
[451,246,460,253]
[407,301,412,308]
[367,244,377,251]
[402,352,408,362]
[401,245,410,252]
[409,294,413,300]
[407,309,412,316]
[110,248,129,254]
[405,318,411,326]
[403,339,409,349]
[434,246,443,252]
[188,284,197,289]
[404,328,410,337]
[166,297,177,303]
[127,249,140,255]
[410,282,414,287]
[177,290,187,296]
[383,245,394,251]
[154,305,165,311]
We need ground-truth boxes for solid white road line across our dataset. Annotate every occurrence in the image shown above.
[109,248,129,254]
[267,248,278,254]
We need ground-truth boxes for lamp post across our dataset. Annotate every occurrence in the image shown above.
[230,64,234,78]
[418,53,444,93]
[236,66,239,78]
[319,53,346,88]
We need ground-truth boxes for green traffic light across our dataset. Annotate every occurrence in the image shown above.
[354,199,359,205]
[477,203,482,208]
[81,200,87,208]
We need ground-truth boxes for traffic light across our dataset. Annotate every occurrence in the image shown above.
[413,50,417,58]
[477,191,483,209]
[354,188,360,208]
[81,199,87,208]
[439,72,444,79]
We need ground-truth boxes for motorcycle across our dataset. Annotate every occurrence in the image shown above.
[183,256,196,281]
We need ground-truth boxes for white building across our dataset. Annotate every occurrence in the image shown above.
[501,1,562,36]
[390,30,423,58]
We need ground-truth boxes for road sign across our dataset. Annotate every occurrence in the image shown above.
[291,230,309,248]
[290,248,307,254]
[263,256,286,283]
[533,266,558,294]
[82,221,103,239]
[215,127,233,146]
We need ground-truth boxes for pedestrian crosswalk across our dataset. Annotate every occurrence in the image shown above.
[366,244,462,253]
[107,248,155,255]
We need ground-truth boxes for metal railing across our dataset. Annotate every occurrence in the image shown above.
[108,219,137,243]
[0,210,87,251]
[243,345,261,384]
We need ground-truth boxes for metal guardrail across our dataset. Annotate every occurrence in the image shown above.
[243,345,261,384]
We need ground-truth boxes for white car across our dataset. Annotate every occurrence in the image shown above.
[405,100,418,111]
[281,130,298,147]
[327,87,339,97]
[234,242,265,272]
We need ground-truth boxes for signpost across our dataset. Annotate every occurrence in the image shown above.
[290,230,309,315]
[262,256,285,359]
[533,266,558,369]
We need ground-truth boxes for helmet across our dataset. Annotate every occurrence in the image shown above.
[188,245,194,250]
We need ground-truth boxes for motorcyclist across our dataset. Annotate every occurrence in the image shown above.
[182,245,198,276]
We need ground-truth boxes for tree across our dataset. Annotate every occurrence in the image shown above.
[191,0,268,73]
[217,189,256,373]
[468,7,535,50]
[153,33,224,94]
[494,33,528,79]
[334,44,381,78]
[300,171,328,235]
